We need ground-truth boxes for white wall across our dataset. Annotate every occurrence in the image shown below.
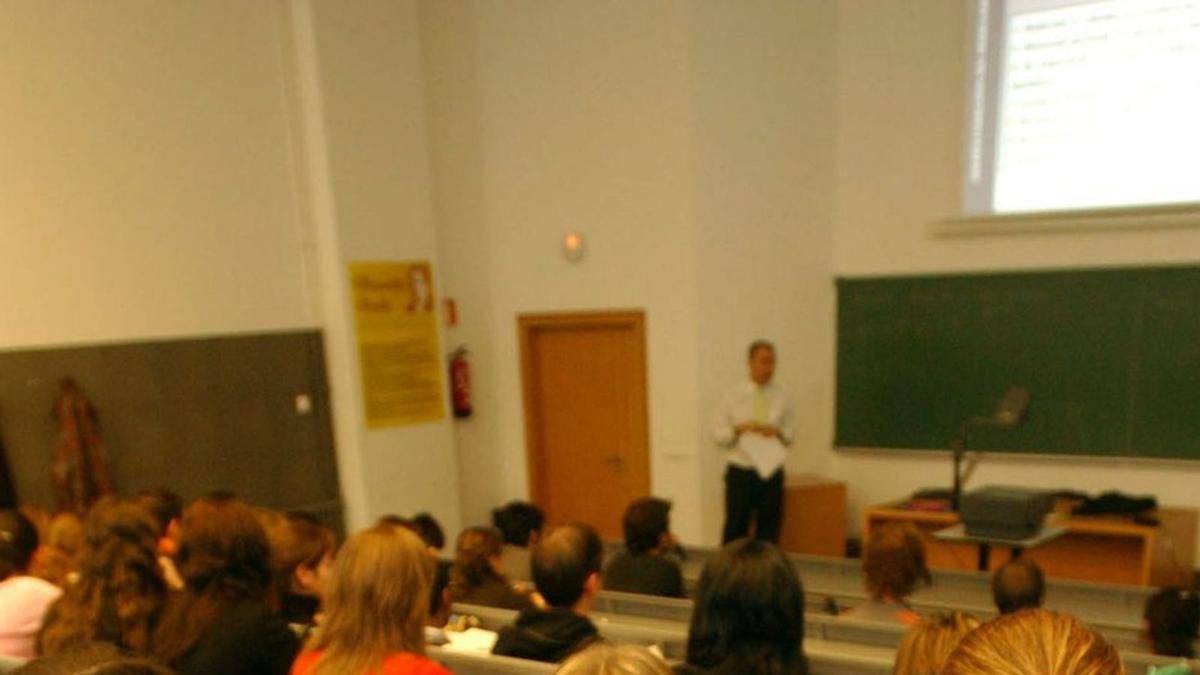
[687,0,838,543]
[0,1,315,349]
[827,1,1200,543]
[289,0,462,534]
[422,0,706,541]
[1,0,463,537]
[423,0,838,546]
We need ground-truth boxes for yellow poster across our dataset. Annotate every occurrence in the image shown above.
[349,261,445,427]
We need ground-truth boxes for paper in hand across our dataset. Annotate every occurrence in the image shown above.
[738,433,786,479]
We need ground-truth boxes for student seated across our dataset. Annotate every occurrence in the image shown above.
[1144,587,1200,659]
[38,498,168,656]
[941,609,1123,675]
[840,521,929,626]
[29,511,84,587]
[450,526,534,611]
[492,524,603,663]
[893,611,980,675]
[679,538,807,675]
[556,644,672,675]
[137,487,185,591]
[410,513,445,554]
[992,558,1045,615]
[292,525,450,675]
[603,497,684,598]
[492,501,544,583]
[151,495,299,675]
[0,509,62,658]
[257,510,338,634]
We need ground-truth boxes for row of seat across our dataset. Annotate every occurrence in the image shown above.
[670,546,1156,631]
[450,598,1197,675]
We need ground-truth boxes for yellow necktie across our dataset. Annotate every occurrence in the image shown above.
[754,387,768,424]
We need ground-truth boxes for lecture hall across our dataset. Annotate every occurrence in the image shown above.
[3,1,1200,674]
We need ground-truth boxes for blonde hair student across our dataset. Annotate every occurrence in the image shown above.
[291,524,450,675]
[892,611,980,675]
[941,608,1124,675]
[555,644,673,675]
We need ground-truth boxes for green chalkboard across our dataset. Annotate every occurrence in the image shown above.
[835,266,1200,459]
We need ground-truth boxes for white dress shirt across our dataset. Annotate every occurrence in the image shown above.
[711,380,794,470]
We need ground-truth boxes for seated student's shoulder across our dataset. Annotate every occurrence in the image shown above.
[604,553,683,598]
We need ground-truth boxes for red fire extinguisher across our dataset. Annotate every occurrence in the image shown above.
[449,346,472,418]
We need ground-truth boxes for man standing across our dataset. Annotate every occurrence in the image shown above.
[712,340,793,544]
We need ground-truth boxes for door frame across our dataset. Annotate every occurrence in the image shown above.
[517,309,650,513]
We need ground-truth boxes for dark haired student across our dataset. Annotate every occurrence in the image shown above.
[492,524,603,663]
[151,495,298,675]
[679,538,808,675]
[604,497,684,598]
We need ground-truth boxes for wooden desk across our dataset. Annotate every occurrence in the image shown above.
[863,502,1196,586]
[779,475,846,557]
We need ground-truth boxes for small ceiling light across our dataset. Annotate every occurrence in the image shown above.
[562,231,586,262]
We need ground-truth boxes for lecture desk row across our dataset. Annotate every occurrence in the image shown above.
[779,476,1196,586]
[860,501,1197,587]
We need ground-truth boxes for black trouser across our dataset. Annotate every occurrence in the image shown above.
[722,465,784,544]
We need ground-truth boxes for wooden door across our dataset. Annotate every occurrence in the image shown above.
[519,311,650,539]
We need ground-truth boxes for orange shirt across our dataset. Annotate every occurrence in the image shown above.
[291,649,450,675]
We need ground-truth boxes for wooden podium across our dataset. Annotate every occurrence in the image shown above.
[863,501,1196,586]
[778,475,847,557]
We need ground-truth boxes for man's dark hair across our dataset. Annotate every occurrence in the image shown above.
[623,497,671,555]
[687,538,808,674]
[1145,587,1200,658]
[747,339,775,360]
[410,512,445,550]
[137,487,183,537]
[531,523,603,608]
[991,558,1045,615]
[0,508,39,578]
[492,501,545,547]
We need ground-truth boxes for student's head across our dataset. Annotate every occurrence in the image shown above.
[1144,587,1200,658]
[686,538,807,674]
[451,525,505,594]
[39,499,167,655]
[863,521,930,602]
[309,525,435,674]
[31,511,86,585]
[941,609,1124,675]
[893,611,981,675]
[376,514,413,531]
[173,495,271,599]
[410,512,445,552]
[493,501,545,547]
[0,507,40,578]
[136,488,183,553]
[623,497,673,556]
[258,508,338,601]
[747,340,776,386]
[555,644,673,675]
[532,524,604,610]
[992,558,1045,615]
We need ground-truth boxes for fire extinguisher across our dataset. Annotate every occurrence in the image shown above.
[449,346,473,418]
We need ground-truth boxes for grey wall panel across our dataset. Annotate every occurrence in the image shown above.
[0,330,342,527]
